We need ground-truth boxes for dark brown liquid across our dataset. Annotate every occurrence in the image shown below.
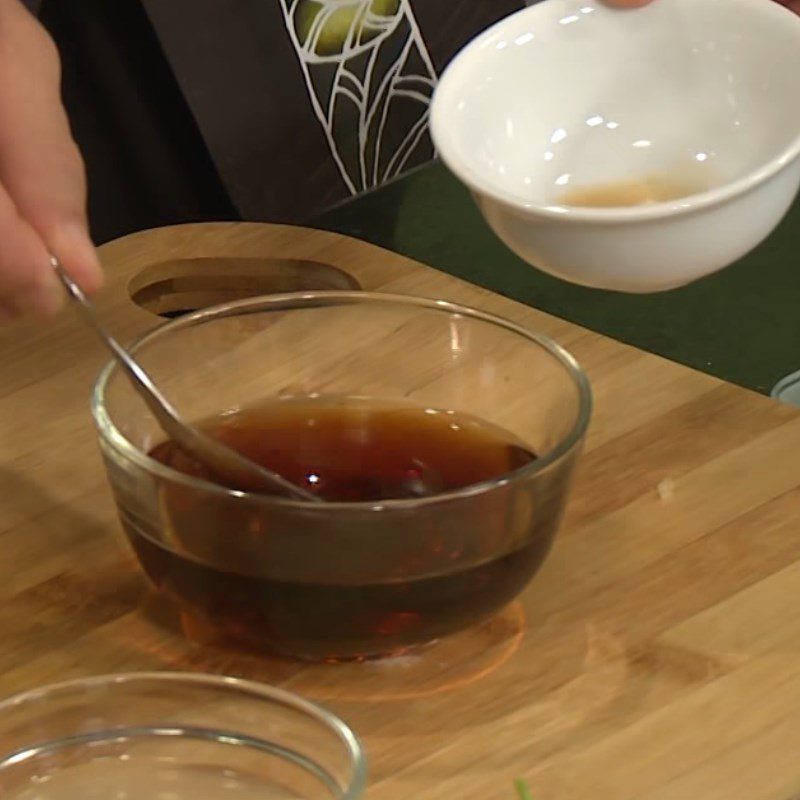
[127,398,556,659]
[150,398,536,501]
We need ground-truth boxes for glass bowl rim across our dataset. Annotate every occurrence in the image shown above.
[0,670,367,800]
[92,290,592,511]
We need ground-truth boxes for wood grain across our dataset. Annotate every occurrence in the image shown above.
[1,222,798,799]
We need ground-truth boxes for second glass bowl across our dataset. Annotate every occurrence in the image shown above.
[0,672,365,799]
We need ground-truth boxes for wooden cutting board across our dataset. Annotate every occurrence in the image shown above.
[2,222,800,800]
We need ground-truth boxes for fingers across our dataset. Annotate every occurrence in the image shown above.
[0,1,101,321]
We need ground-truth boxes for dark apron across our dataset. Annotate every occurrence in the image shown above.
[38,1,524,238]
[136,0,524,221]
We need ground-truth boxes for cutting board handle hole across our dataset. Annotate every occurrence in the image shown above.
[128,257,362,318]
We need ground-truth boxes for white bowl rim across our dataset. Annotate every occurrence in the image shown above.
[430,0,800,224]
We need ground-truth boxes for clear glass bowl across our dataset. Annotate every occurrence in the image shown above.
[92,292,591,660]
[0,672,366,799]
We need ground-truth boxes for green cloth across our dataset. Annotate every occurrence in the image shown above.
[317,162,800,395]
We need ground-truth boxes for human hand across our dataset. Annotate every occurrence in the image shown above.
[0,0,102,322]
[605,0,800,9]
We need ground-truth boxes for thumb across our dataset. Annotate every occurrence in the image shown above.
[0,2,102,316]
[13,140,104,299]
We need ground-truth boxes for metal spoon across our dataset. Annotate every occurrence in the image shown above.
[51,257,320,502]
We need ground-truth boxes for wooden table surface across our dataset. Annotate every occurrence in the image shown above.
[2,222,800,800]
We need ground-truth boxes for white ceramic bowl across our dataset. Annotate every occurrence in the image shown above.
[431,0,800,293]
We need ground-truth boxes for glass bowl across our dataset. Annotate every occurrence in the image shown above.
[0,672,366,799]
[92,291,591,660]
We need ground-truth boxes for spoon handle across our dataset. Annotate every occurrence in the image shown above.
[51,257,182,426]
[50,257,320,502]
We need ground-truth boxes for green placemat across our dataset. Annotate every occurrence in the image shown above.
[315,162,800,395]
